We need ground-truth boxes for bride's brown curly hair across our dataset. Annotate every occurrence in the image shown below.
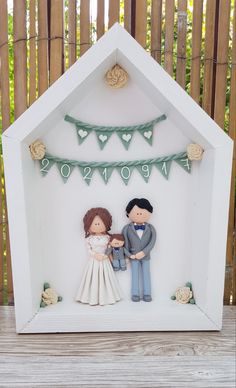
[83,207,112,237]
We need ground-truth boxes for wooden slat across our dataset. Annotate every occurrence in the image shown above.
[38,0,49,96]
[135,0,147,48]
[0,1,11,306]
[29,0,37,105]
[49,0,64,85]
[0,0,11,129]
[13,0,27,119]
[164,0,175,76]
[190,0,203,103]
[68,0,77,66]
[151,0,162,63]
[213,0,231,128]
[80,0,90,56]
[176,0,187,88]
[202,0,216,115]
[97,0,105,39]
[108,0,120,29]
[124,0,132,34]
[226,0,236,305]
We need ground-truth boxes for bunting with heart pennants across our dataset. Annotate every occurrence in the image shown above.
[38,151,194,185]
[64,114,167,150]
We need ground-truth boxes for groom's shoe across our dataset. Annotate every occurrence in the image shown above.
[143,295,152,302]
[131,295,140,302]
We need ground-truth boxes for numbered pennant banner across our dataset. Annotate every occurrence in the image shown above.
[64,114,167,150]
[38,151,193,185]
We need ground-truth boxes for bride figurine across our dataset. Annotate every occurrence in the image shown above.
[75,207,121,306]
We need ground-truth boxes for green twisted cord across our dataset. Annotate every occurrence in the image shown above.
[64,114,167,132]
[44,151,188,168]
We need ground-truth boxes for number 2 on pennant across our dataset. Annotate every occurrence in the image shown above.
[40,158,50,174]
[83,166,92,181]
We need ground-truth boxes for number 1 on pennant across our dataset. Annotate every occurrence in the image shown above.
[162,162,168,176]
[102,168,108,182]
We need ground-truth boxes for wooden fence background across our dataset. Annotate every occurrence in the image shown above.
[0,0,235,305]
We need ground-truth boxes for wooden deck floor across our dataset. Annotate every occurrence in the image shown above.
[0,306,235,387]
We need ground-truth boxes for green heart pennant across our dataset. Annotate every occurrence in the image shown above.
[155,161,172,180]
[97,166,115,184]
[95,130,113,150]
[64,114,168,150]
[39,158,55,176]
[76,124,92,145]
[118,165,135,185]
[138,125,154,145]
[57,162,75,183]
[136,164,153,183]
[175,157,192,173]
[78,165,95,185]
[116,130,134,150]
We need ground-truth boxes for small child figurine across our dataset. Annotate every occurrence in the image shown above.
[108,234,130,271]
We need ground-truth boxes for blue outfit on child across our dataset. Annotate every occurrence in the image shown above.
[108,246,130,271]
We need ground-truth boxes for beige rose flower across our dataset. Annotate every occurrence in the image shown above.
[29,140,46,160]
[187,143,204,161]
[42,288,58,305]
[105,64,128,88]
[175,286,193,304]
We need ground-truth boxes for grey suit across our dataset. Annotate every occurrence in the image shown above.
[122,223,156,297]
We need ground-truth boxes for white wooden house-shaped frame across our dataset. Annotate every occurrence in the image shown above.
[2,24,233,333]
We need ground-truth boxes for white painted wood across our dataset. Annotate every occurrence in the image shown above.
[2,137,36,332]
[21,301,218,333]
[2,24,233,333]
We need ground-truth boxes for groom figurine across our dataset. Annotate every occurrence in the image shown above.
[122,198,156,302]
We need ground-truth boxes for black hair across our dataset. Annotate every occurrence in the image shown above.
[126,198,153,216]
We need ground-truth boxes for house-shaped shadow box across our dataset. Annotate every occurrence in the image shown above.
[2,24,233,333]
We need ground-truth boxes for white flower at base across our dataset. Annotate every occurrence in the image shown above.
[29,140,46,160]
[105,64,128,88]
[175,286,193,304]
[42,288,58,305]
[187,143,204,161]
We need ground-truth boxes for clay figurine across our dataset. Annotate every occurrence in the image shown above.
[122,198,156,302]
[107,234,130,271]
[75,208,121,306]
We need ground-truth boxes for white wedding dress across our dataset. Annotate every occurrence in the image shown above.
[75,234,121,306]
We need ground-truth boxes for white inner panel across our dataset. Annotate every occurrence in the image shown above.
[23,69,200,315]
